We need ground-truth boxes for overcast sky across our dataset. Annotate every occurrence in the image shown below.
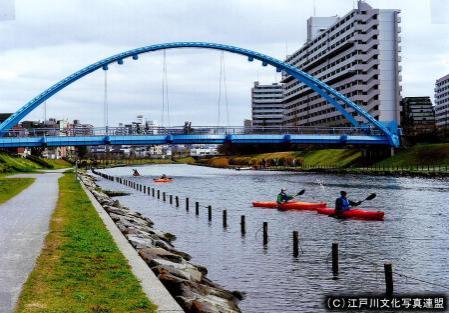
[0,0,448,127]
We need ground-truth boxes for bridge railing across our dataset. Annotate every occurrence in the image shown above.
[0,126,384,138]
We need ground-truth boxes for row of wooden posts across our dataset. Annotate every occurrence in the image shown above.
[92,169,394,296]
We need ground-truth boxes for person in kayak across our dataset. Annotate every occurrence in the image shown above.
[277,188,294,205]
[160,174,168,179]
[132,169,140,176]
[335,191,361,216]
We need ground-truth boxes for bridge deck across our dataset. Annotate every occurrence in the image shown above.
[0,134,390,147]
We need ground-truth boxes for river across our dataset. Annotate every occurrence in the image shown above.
[95,164,449,312]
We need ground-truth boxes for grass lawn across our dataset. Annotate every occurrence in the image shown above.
[376,143,449,167]
[0,178,35,205]
[0,153,43,173]
[15,172,156,313]
[43,158,73,169]
[206,149,362,168]
[301,149,362,167]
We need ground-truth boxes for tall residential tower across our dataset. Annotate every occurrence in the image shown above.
[434,73,449,128]
[282,1,401,127]
[251,82,284,127]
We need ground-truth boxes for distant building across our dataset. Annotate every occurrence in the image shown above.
[282,1,402,127]
[400,97,435,135]
[189,144,219,157]
[434,73,449,128]
[251,82,284,127]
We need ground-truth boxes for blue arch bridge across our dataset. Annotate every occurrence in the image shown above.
[0,42,400,148]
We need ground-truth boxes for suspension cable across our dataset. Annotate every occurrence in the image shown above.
[222,52,230,126]
[103,69,108,134]
[161,50,171,127]
[217,52,223,126]
[43,101,47,123]
[161,50,166,127]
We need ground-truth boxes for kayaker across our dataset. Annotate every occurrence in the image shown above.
[160,174,167,179]
[132,169,140,176]
[277,188,294,205]
[335,191,361,216]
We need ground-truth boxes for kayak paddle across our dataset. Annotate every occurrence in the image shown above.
[294,189,306,197]
[360,193,376,203]
[350,193,376,208]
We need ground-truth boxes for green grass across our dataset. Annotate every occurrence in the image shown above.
[206,149,362,168]
[0,153,43,173]
[0,177,35,205]
[174,156,196,164]
[15,172,156,313]
[43,158,73,169]
[301,149,362,167]
[376,143,449,167]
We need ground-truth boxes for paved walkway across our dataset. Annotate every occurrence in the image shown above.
[0,170,64,312]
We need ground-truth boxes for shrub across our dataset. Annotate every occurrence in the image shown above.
[208,157,229,167]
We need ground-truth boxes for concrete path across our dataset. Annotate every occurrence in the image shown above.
[0,170,64,312]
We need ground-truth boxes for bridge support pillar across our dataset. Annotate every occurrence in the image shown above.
[390,147,395,157]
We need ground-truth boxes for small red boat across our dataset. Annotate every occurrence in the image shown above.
[252,201,327,211]
[316,207,384,221]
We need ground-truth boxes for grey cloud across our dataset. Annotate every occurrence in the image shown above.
[1,0,448,127]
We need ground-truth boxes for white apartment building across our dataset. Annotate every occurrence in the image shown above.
[251,82,284,127]
[282,0,402,127]
[434,73,449,127]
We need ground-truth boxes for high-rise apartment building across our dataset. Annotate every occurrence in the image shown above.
[282,1,402,127]
[434,73,449,127]
[251,82,284,127]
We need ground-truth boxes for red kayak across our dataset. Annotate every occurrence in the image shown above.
[252,201,327,211]
[316,207,384,221]
[153,178,173,183]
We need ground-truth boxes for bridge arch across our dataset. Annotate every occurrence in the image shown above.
[0,42,399,146]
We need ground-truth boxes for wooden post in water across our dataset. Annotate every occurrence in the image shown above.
[263,222,268,245]
[293,231,299,257]
[332,243,339,276]
[186,198,190,211]
[169,195,173,204]
[157,190,160,199]
[240,215,246,235]
[208,205,212,221]
[384,263,393,296]
[195,202,199,215]
[163,192,166,202]
[222,210,227,228]
[152,188,155,197]
[175,196,179,207]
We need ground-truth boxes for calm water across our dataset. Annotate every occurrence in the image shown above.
[95,164,449,312]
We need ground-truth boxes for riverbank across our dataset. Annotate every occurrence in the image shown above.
[15,172,157,313]
[78,157,196,170]
[0,152,72,175]
[194,145,449,178]
[88,169,243,312]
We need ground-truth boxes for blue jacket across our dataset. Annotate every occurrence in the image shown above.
[335,196,359,212]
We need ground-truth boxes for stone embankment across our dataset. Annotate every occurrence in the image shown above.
[79,171,243,313]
